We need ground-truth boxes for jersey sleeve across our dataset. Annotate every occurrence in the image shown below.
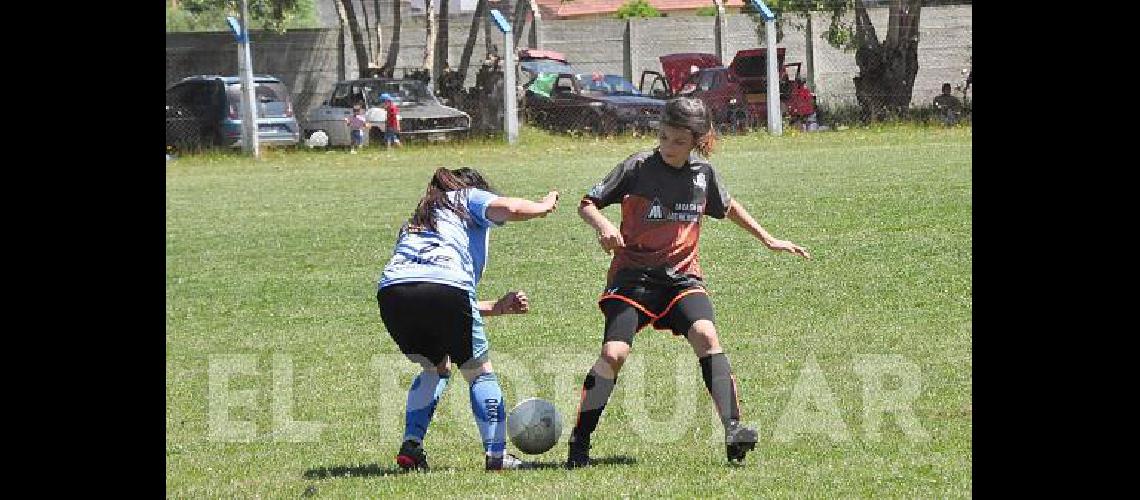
[584,156,639,209]
[704,166,732,219]
[465,188,501,227]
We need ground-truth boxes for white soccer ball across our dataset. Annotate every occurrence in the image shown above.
[306,130,329,148]
[506,397,562,455]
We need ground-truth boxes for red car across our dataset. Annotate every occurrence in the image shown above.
[639,48,816,129]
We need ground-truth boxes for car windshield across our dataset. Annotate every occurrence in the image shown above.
[362,81,435,106]
[575,74,641,96]
[225,82,292,117]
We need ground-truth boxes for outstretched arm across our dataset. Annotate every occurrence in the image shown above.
[478,291,530,317]
[485,191,559,223]
[726,199,811,260]
[579,199,624,254]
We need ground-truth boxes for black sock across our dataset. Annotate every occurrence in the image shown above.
[699,353,741,428]
[571,368,616,441]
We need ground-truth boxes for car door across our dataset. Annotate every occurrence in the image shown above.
[309,83,352,145]
[703,71,734,122]
[166,83,200,148]
[551,74,580,129]
[639,71,671,99]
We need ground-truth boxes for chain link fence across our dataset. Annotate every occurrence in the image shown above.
[166,3,971,150]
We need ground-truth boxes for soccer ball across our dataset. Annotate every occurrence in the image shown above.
[506,397,562,455]
[305,130,329,148]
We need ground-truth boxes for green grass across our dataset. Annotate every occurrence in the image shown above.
[167,124,971,498]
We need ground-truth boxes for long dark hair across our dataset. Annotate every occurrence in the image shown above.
[409,167,496,232]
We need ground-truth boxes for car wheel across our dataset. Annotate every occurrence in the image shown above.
[592,115,618,136]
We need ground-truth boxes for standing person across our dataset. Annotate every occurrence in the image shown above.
[377,167,559,471]
[380,93,402,148]
[932,83,963,126]
[344,103,369,154]
[567,97,811,468]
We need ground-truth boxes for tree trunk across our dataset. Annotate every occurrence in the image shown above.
[361,0,374,67]
[338,0,372,78]
[423,0,438,85]
[852,0,922,119]
[437,0,450,79]
[382,0,402,77]
[511,0,527,48]
[374,1,383,70]
[484,1,494,54]
[459,0,488,83]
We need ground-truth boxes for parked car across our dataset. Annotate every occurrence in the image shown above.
[523,72,664,135]
[639,48,816,129]
[517,48,573,84]
[303,78,471,146]
[165,75,301,151]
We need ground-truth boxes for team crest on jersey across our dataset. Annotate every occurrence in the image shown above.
[646,198,665,220]
[693,172,707,189]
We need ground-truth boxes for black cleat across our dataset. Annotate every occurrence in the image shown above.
[566,434,591,469]
[725,422,758,464]
[395,439,429,471]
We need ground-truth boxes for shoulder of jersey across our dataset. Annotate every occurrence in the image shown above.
[623,149,656,168]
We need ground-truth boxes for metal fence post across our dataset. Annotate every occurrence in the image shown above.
[623,18,634,84]
[490,10,518,145]
[750,0,781,136]
[805,10,816,94]
[228,0,260,158]
[714,0,727,63]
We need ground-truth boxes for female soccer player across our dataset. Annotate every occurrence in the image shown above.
[377,167,558,471]
[568,98,810,468]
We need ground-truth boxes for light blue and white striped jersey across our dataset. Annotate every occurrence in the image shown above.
[378,188,501,292]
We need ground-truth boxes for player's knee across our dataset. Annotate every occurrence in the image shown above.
[688,320,721,355]
[459,359,493,382]
[434,359,452,377]
[599,342,630,373]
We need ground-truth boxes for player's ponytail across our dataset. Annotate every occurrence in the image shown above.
[409,167,495,232]
[410,167,470,232]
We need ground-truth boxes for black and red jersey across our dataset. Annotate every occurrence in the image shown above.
[583,149,732,287]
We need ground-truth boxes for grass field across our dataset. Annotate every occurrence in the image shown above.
[166,125,972,498]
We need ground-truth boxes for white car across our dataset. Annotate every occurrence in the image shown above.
[303,78,471,147]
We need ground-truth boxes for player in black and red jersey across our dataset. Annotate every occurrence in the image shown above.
[567,97,811,468]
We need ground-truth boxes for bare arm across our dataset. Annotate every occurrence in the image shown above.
[485,191,559,223]
[579,199,625,254]
[726,199,811,260]
[477,291,530,317]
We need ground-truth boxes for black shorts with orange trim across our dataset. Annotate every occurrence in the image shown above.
[597,269,715,344]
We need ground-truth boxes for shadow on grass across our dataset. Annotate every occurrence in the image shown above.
[302,463,449,479]
[521,454,639,470]
[304,455,638,477]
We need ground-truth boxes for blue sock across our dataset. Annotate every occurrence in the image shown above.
[469,373,506,457]
[403,370,450,443]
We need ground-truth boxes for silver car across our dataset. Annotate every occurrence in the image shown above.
[303,78,471,147]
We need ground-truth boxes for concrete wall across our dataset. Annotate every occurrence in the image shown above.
[166,5,971,116]
[166,29,344,118]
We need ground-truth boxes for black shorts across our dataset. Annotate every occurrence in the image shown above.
[598,282,715,346]
[376,282,486,368]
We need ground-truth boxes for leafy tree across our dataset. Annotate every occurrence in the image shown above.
[166,0,317,32]
[773,0,928,118]
[615,0,661,19]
